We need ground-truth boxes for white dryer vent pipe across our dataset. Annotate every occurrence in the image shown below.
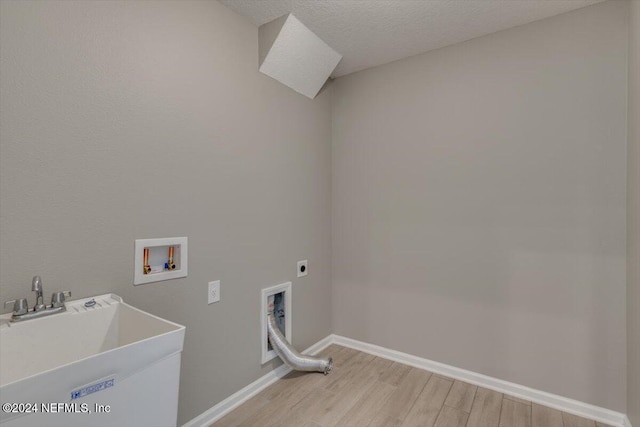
[267,313,333,374]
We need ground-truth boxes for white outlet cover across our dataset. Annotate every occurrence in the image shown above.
[208,280,220,304]
[297,260,308,277]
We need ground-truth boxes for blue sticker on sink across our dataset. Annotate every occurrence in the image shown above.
[70,378,115,400]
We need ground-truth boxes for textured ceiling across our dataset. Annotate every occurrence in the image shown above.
[219,0,606,77]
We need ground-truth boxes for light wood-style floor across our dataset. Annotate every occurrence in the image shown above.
[213,345,612,427]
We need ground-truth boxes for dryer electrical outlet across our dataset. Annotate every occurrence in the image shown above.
[297,260,308,277]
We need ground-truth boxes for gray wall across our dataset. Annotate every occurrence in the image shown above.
[0,0,634,422]
[628,0,640,424]
[0,1,332,424]
[331,0,628,412]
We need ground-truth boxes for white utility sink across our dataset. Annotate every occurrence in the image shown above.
[0,294,185,427]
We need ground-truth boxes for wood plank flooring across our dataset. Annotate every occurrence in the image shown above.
[212,345,613,427]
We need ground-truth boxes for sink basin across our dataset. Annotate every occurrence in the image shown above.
[0,294,185,427]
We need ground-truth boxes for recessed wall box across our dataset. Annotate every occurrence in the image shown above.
[134,237,188,285]
[261,282,292,364]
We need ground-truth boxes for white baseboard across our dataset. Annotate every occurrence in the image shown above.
[184,333,632,427]
[182,334,333,427]
[332,335,631,427]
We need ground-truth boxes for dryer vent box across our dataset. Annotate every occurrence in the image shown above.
[259,14,342,99]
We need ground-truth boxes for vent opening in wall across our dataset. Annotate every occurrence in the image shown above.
[261,282,292,364]
[268,292,285,351]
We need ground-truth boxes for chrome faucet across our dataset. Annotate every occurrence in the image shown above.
[32,275,45,311]
[3,276,71,322]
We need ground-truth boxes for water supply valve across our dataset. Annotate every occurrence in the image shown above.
[4,298,28,316]
[51,291,72,308]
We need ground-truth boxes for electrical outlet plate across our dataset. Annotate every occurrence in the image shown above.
[208,281,220,304]
[297,260,308,277]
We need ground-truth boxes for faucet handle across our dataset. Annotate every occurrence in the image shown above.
[51,291,71,308]
[4,298,28,315]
